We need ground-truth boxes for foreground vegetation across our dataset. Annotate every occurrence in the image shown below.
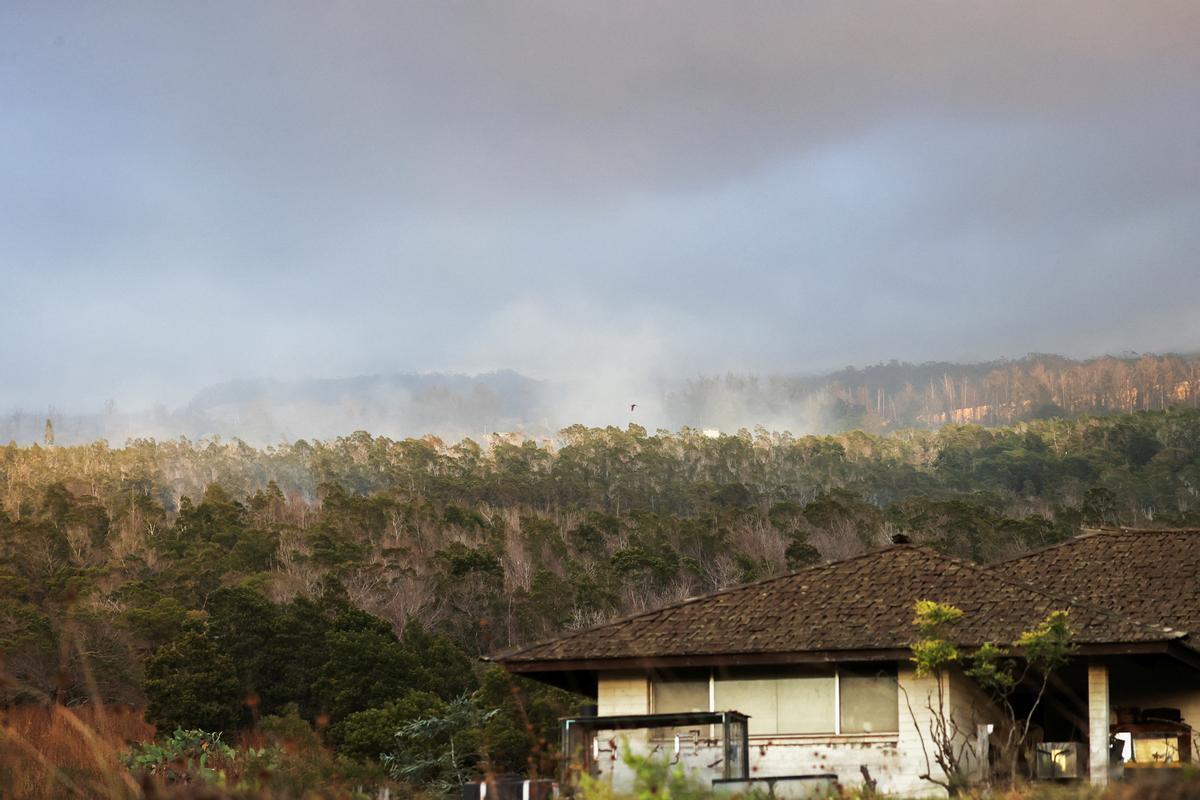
[5,708,1199,800]
[2,409,1200,796]
[580,751,1200,799]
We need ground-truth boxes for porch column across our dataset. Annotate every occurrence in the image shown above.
[1087,663,1110,785]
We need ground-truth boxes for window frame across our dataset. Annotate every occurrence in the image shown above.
[837,663,901,735]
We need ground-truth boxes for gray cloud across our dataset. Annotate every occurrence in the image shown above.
[2,1,1198,419]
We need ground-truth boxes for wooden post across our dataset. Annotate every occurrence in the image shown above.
[1088,663,1110,785]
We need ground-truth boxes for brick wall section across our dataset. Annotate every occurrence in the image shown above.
[893,663,949,797]
[593,674,651,794]
[948,665,1006,784]
[1088,663,1110,785]
[597,672,649,715]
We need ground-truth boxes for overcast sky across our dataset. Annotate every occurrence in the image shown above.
[3,1,1199,412]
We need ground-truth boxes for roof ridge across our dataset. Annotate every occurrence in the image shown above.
[988,527,1200,573]
[988,530,1108,566]
[1114,526,1200,534]
[991,527,1200,568]
[494,544,919,660]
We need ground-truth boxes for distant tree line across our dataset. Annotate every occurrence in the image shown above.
[9,354,1200,448]
[669,352,1200,433]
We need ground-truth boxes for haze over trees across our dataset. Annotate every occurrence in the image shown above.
[668,352,1200,433]
[4,353,1199,449]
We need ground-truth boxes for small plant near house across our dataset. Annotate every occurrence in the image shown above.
[908,601,1076,795]
[576,746,770,800]
[908,600,976,796]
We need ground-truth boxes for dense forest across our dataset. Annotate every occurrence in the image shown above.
[2,408,1200,794]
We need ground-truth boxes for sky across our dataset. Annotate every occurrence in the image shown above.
[2,1,1199,414]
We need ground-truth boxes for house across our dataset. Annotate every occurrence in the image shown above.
[496,529,1200,797]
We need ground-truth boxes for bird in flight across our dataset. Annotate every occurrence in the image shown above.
[630,403,637,412]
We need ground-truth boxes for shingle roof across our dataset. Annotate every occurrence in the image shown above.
[992,528,1200,636]
[498,545,1184,666]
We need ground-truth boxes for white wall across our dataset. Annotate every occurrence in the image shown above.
[945,663,1006,784]
[1088,664,1111,784]
[597,671,649,716]
[593,672,650,794]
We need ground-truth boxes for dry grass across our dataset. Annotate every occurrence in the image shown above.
[1094,771,1200,800]
[0,701,398,800]
[0,703,153,799]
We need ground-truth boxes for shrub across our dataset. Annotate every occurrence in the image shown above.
[329,690,445,762]
[122,728,236,784]
[143,627,244,733]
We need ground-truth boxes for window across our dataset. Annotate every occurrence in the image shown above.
[652,674,709,714]
[654,663,898,737]
[1132,735,1185,764]
[839,665,899,733]
[715,667,835,735]
[714,669,789,736]
[651,670,710,740]
[777,670,838,733]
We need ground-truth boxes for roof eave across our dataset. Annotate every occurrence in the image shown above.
[502,639,1197,675]
[500,647,914,673]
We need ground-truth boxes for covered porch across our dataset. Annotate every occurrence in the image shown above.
[989,645,1200,786]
